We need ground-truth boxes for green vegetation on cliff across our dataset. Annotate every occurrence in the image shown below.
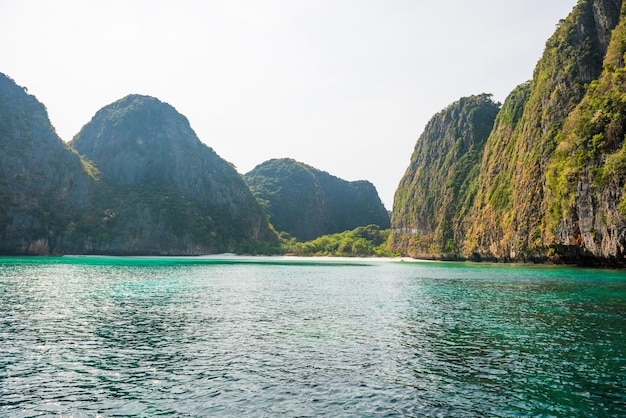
[391,94,500,257]
[245,158,390,241]
[0,73,95,254]
[391,0,626,265]
[70,95,277,254]
[0,82,277,255]
[545,1,626,260]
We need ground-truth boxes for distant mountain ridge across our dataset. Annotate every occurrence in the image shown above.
[0,80,388,255]
[0,81,276,255]
[245,158,390,241]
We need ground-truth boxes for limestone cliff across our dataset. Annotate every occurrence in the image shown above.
[390,94,500,258]
[245,158,390,241]
[0,80,276,255]
[0,73,94,254]
[545,1,626,263]
[467,0,623,262]
[70,95,276,254]
[391,0,626,265]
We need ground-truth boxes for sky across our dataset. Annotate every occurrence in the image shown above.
[1,0,578,209]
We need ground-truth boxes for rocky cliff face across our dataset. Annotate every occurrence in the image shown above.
[471,0,623,261]
[0,81,276,255]
[391,0,626,265]
[390,94,500,257]
[0,73,94,254]
[70,95,276,254]
[545,1,626,263]
[245,158,390,241]
[462,82,532,260]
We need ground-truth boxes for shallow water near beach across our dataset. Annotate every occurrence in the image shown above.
[1,256,625,416]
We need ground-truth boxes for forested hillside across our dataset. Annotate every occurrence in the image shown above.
[0,81,276,255]
[71,95,276,254]
[245,158,390,241]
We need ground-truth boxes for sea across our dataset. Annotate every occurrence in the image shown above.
[0,255,624,417]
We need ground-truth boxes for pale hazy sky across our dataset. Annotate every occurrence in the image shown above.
[1,0,578,208]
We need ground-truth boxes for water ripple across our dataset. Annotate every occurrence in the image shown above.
[0,258,625,416]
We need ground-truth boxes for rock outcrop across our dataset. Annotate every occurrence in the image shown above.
[0,79,276,255]
[544,1,626,263]
[70,95,276,254]
[245,158,390,241]
[391,0,626,265]
[0,73,94,254]
[390,94,500,258]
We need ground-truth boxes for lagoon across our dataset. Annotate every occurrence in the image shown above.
[1,256,625,416]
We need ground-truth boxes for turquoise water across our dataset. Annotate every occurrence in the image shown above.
[0,256,624,417]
